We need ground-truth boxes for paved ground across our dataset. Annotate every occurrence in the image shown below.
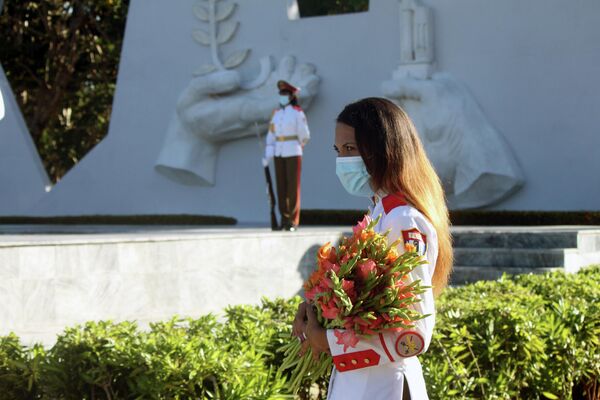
[1,224,599,246]
[0,225,351,246]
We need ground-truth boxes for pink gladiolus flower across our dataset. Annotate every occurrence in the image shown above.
[353,316,372,326]
[304,286,319,301]
[368,316,384,330]
[321,299,341,320]
[334,329,360,351]
[340,254,352,264]
[353,215,372,236]
[343,319,354,330]
[322,260,340,274]
[320,277,333,289]
[341,279,357,301]
[357,260,377,281]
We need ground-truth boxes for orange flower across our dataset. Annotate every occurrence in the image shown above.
[303,269,324,291]
[404,242,417,253]
[317,242,337,264]
[359,229,375,242]
[386,247,399,263]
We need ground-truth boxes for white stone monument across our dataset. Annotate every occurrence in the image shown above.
[16,0,600,221]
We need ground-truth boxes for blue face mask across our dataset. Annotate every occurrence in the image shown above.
[336,156,373,197]
[279,95,290,106]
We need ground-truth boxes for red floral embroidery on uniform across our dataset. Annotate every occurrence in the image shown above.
[334,329,360,352]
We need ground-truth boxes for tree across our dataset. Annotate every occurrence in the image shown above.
[0,0,129,182]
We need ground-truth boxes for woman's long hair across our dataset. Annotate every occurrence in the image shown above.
[337,97,453,295]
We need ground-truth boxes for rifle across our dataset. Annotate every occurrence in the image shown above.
[254,123,279,230]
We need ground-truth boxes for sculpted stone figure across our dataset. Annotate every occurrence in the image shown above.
[383,0,524,208]
[383,73,524,208]
[155,55,319,185]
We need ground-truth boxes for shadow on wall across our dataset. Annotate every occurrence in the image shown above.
[296,243,320,297]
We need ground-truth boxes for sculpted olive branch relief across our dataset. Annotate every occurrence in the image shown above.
[155,2,320,186]
[191,0,250,76]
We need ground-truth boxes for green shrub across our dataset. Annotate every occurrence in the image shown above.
[423,266,600,400]
[513,268,600,399]
[0,268,598,399]
[424,280,551,399]
[0,334,44,400]
[40,321,144,399]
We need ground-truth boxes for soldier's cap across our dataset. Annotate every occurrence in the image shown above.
[277,80,300,94]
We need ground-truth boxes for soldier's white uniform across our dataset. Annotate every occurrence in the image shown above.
[264,104,310,158]
[326,193,438,400]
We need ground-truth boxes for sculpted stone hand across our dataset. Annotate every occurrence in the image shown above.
[156,55,319,185]
[383,73,524,208]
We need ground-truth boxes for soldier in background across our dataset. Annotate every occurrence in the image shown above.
[262,80,310,231]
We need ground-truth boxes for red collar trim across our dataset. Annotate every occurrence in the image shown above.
[382,193,408,214]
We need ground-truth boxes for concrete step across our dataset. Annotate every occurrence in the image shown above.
[452,231,576,249]
[449,265,561,285]
[578,230,600,252]
[453,247,573,268]
[452,228,600,251]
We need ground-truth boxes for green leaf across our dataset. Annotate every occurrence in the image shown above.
[542,392,559,399]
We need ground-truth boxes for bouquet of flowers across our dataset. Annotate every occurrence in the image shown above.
[278,215,428,392]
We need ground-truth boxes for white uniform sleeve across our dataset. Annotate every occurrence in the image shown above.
[295,109,310,145]
[325,210,437,372]
[264,112,276,159]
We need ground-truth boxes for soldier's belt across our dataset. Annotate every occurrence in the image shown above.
[276,135,299,142]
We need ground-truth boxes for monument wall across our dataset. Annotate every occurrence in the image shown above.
[14,0,600,222]
[0,65,51,214]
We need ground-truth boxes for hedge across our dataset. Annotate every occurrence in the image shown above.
[1,267,598,399]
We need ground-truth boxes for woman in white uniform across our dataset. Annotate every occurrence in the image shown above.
[292,98,453,399]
